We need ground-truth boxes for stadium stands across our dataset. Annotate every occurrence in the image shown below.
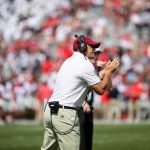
[0,0,150,124]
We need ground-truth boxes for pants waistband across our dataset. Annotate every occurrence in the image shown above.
[59,105,77,111]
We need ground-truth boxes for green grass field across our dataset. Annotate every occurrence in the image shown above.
[0,123,150,150]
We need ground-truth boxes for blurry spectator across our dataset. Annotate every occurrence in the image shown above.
[41,55,53,74]
[120,50,133,73]
[107,85,121,122]
[36,75,53,123]
[127,73,147,121]
[99,91,111,121]
[0,80,15,124]
[0,93,4,121]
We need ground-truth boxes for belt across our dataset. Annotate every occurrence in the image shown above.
[59,105,77,111]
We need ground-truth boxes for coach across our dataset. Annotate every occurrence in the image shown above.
[41,34,120,150]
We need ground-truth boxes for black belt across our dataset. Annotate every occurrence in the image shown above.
[59,105,77,111]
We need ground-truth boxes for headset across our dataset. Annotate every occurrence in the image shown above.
[75,34,87,53]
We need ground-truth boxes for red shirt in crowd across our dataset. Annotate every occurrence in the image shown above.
[41,57,53,74]
[37,83,53,103]
[129,82,145,101]
[101,91,110,104]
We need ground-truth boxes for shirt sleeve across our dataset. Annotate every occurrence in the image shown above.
[81,61,101,86]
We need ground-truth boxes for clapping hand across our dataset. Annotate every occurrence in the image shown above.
[105,58,120,74]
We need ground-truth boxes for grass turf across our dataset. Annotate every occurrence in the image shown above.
[0,123,150,150]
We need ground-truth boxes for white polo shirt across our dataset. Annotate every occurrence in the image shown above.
[49,52,100,107]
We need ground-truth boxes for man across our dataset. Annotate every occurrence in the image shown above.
[79,48,112,150]
[41,34,120,150]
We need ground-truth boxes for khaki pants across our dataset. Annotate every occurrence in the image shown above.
[41,104,80,150]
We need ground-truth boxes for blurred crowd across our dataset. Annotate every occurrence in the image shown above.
[0,0,150,124]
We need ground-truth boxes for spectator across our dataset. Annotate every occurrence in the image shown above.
[36,75,53,123]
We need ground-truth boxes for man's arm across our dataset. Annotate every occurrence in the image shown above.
[90,58,120,95]
[106,79,113,91]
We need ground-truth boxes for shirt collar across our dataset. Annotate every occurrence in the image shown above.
[73,52,93,64]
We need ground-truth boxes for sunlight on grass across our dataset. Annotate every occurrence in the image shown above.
[0,123,150,150]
